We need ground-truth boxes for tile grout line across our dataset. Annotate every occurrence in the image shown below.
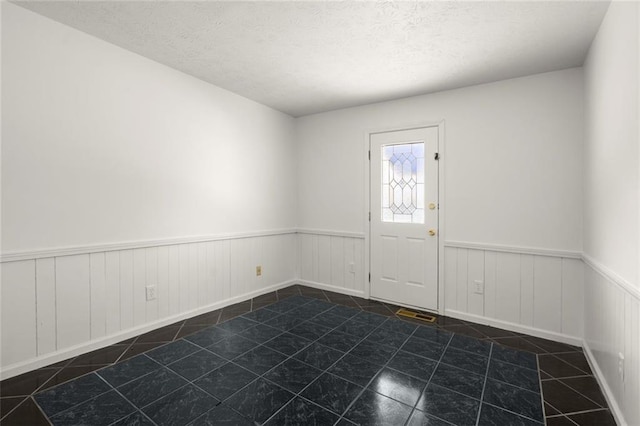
[31,395,54,426]
[259,303,410,424]
[113,336,141,364]
[107,331,271,425]
[480,400,547,424]
[0,398,24,421]
[489,354,539,374]
[25,304,269,424]
[95,373,161,426]
[474,342,494,426]
[0,395,53,426]
[402,332,455,426]
[565,415,582,426]
[33,357,77,395]
[547,378,608,410]
[537,353,548,426]
[444,350,542,395]
[36,385,114,422]
[546,407,611,417]
[540,373,597,381]
[37,351,163,418]
[321,314,423,420]
[549,352,594,376]
[210,299,343,423]
[175,296,345,423]
[328,316,425,424]
[171,320,187,341]
[454,349,544,423]
[192,301,405,424]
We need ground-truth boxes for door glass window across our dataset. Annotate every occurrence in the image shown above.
[381,142,425,223]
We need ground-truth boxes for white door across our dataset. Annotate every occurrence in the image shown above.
[370,127,439,311]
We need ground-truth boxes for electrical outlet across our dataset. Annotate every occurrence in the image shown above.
[619,352,625,382]
[256,265,262,276]
[145,285,157,301]
[473,280,484,294]
[348,262,355,273]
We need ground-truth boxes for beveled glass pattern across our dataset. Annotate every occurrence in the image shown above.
[382,142,425,223]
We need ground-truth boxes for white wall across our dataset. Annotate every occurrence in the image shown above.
[2,3,297,253]
[583,2,640,425]
[295,69,585,341]
[0,3,298,378]
[296,68,584,252]
[584,2,639,289]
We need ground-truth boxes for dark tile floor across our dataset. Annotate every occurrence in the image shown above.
[0,285,615,426]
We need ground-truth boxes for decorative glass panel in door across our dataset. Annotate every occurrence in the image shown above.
[381,142,425,224]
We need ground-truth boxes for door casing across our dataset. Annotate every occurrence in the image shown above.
[363,121,446,315]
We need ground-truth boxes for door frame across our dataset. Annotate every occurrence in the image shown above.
[363,121,446,315]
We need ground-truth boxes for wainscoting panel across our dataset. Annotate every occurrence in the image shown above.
[444,244,583,343]
[519,254,534,327]
[89,252,107,340]
[494,251,521,325]
[533,256,562,333]
[35,258,56,356]
[467,249,484,317]
[297,231,365,295]
[119,249,135,331]
[56,254,91,350]
[1,260,37,367]
[105,251,121,335]
[583,258,640,426]
[0,231,297,379]
[455,248,468,313]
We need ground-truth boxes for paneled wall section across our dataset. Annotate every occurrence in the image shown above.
[443,245,584,343]
[297,232,365,296]
[0,233,297,378]
[583,260,640,426]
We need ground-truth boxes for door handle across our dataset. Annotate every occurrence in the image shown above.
[428,229,437,236]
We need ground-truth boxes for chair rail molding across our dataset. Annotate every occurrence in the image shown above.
[0,228,298,263]
[444,240,582,259]
[296,228,365,239]
[581,252,640,300]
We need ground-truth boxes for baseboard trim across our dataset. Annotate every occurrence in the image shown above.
[444,241,582,259]
[297,279,366,297]
[444,309,583,347]
[582,341,627,426]
[0,229,297,263]
[0,279,297,380]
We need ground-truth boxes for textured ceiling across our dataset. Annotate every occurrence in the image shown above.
[14,1,610,117]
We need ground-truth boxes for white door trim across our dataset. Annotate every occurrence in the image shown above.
[363,121,446,314]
